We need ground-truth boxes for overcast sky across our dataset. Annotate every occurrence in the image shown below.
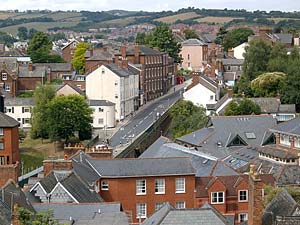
[2,0,300,12]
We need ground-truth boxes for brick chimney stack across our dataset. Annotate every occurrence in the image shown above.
[43,159,73,176]
[28,62,33,71]
[121,43,126,59]
[248,165,264,225]
[134,43,140,64]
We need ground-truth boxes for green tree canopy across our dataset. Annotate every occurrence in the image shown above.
[215,26,228,45]
[18,26,28,40]
[224,98,261,116]
[18,208,61,225]
[169,100,208,139]
[47,95,92,142]
[267,43,288,72]
[183,29,198,39]
[31,84,56,139]
[251,72,287,97]
[27,31,64,63]
[223,27,254,51]
[72,42,90,74]
[243,39,272,81]
[148,24,182,63]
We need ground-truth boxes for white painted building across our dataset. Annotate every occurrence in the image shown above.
[86,64,139,121]
[88,100,115,128]
[233,42,248,60]
[4,97,34,129]
[183,75,219,115]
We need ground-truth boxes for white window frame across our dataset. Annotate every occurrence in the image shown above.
[5,84,10,92]
[155,179,165,194]
[238,213,248,222]
[0,128,3,136]
[2,73,7,80]
[101,180,109,190]
[176,201,186,209]
[136,179,146,195]
[23,118,30,124]
[211,192,225,204]
[238,190,248,202]
[23,107,30,113]
[175,178,185,193]
[136,203,147,219]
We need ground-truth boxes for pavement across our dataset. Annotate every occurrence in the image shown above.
[94,81,190,150]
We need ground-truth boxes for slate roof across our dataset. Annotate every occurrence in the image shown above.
[18,64,46,78]
[105,64,137,77]
[87,99,115,106]
[34,63,72,72]
[117,45,162,56]
[139,141,238,177]
[0,112,19,127]
[221,59,244,66]
[273,33,293,44]
[85,50,114,61]
[176,115,277,158]
[182,38,207,46]
[198,34,217,43]
[0,57,18,73]
[270,117,300,136]
[88,157,195,178]
[4,97,34,107]
[32,170,103,203]
[33,203,129,225]
[142,203,232,225]
[258,146,298,160]
[199,75,218,93]
[263,188,297,225]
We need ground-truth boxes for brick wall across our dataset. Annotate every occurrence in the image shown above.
[43,160,73,176]
[0,162,20,187]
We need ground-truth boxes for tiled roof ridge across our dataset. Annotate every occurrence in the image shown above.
[211,114,274,118]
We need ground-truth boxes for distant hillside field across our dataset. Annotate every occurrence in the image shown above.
[195,16,244,24]
[155,12,200,24]
[267,17,300,23]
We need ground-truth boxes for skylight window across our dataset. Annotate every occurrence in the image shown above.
[245,132,256,139]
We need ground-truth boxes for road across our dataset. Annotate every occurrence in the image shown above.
[107,89,182,148]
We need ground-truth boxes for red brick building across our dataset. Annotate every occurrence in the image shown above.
[196,174,275,224]
[115,44,177,105]
[0,59,18,97]
[88,157,195,223]
[84,48,114,74]
[62,40,78,63]
[0,112,20,187]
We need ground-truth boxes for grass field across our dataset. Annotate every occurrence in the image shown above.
[195,16,243,24]
[101,16,144,26]
[0,11,19,19]
[20,137,64,174]
[0,21,79,35]
[267,17,300,23]
[155,12,200,24]
[45,11,83,21]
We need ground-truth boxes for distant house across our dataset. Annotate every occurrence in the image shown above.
[183,73,220,115]
[84,48,114,74]
[233,43,248,60]
[217,58,244,87]
[0,57,18,97]
[180,39,208,71]
[88,99,115,128]
[62,39,78,63]
[4,97,34,129]
[62,74,86,91]
[86,63,139,121]
[34,63,73,80]
[55,83,83,96]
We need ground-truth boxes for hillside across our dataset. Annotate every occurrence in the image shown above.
[0,8,300,35]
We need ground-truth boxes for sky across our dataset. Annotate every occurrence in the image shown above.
[2,0,300,12]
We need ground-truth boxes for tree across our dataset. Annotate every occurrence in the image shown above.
[183,29,198,39]
[47,95,92,142]
[18,208,61,225]
[281,58,300,107]
[243,39,272,80]
[169,100,208,139]
[222,28,254,51]
[31,84,56,139]
[215,26,228,45]
[251,72,286,97]
[267,43,288,72]
[224,98,261,116]
[0,31,17,47]
[27,31,64,63]
[148,24,182,63]
[18,26,28,40]
[135,32,147,45]
[72,42,90,74]
[28,28,38,39]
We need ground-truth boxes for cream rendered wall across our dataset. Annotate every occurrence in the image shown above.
[233,43,248,60]
[90,105,115,128]
[180,45,204,71]
[183,83,217,115]
[56,85,80,96]
[5,105,32,128]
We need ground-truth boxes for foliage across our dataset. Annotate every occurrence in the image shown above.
[17,91,34,98]
[136,32,147,45]
[141,24,182,63]
[251,72,287,97]
[224,98,261,116]
[31,84,56,139]
[17,26,28,40]
[183,29,198,39]
[50,32,67,41]
[234,76,253,97]
[264,185,300,207]
[243,39,272,81]
[72,42,90,74]
[169,100,208,139]
[0,31,17,47]
[222,28,254,51]
[47,95,92,142]
[267,43,288,72]
[27,31,64,63]
[18,208,60,225]
[215,27,228,45]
